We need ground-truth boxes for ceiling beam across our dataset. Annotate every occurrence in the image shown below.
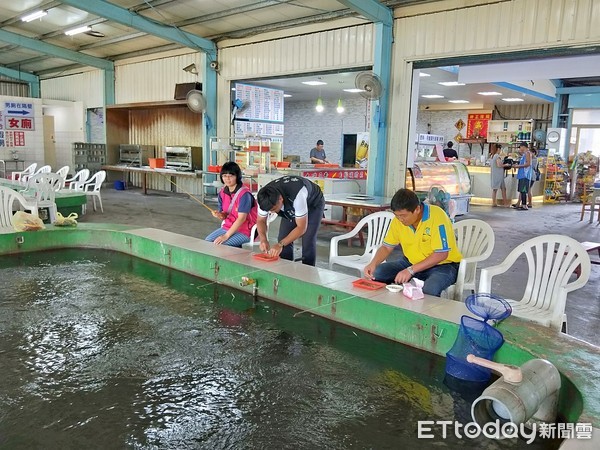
[0,28,113,71]
[0,66,40,97]
[337,0,393,27]
[58,0,216,58]
[0,66,38,84]
[337,0,393,196]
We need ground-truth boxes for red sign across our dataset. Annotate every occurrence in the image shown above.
[466,113,492,139]
[14,131,25,146]
[3,130,26,147]
[302,169,367,179]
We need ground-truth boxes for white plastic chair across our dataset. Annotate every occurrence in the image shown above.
[478,235,591,332]
[12,163,37,183]
[81,170,106,213]
[55,166,70,189]
[22,164,52,184]
[242,211,278,251]
[19,173,62,223]
[65,169,90,191]
[0,186,38,231]
[443,219,495,301]
[329,211,395,277]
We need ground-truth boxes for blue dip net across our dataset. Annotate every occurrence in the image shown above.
[465,293,512,322]
[445,315,505,382]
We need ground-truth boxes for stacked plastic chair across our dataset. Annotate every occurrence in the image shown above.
[445,293,512,383]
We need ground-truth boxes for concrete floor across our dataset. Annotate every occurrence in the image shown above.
[81,186,600,347]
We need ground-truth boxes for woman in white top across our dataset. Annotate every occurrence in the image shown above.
[489,144,511,207]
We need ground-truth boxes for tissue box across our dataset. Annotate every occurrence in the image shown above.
[402,278,425,300]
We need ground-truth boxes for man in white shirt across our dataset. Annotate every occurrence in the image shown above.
[256,175,325,266]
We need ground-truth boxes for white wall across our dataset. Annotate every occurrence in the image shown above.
[42,70,104,109]
[415,109,466,155]
[217,24,374,140]
[0,95,84,172]
[42,100,85,171]
[283,97,369,163]
[0,95,44,166]
[115,51,203,104]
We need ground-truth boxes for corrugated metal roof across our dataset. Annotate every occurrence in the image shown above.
[0,0,419,76]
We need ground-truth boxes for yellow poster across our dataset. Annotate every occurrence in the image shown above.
[356,132,369,168]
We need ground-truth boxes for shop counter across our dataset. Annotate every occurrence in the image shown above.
[467,166,544,206]
[257,168,367,221]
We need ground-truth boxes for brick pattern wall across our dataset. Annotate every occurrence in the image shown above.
[284,97,370,164]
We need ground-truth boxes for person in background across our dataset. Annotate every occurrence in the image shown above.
[443,141,458,160]
[363,188,462,297]
[511,142,532,210]
[527,148,539,208]
[310,139,329,164]
[205,162,257,247]
[489,144,511,207]
[256,175,325,266]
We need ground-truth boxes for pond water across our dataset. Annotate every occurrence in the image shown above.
[0,249,560,449]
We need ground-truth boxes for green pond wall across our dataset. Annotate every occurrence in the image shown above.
[1,223,599,428]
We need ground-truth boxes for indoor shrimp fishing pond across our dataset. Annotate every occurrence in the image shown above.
[0,249,562,449]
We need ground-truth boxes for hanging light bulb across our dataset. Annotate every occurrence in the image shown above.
[336,98,344,114]
[315,97,324,112]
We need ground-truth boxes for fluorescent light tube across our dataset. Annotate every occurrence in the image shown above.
[302,81,327,86]
[65,26,91,36]
[22,10,47,22]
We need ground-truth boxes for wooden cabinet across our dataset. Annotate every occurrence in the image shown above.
[106,101,201,165]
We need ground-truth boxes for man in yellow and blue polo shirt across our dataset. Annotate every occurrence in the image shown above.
[364,189,461,297]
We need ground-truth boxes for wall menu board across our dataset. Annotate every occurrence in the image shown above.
[235,121,284,136]
[235,83,284,123]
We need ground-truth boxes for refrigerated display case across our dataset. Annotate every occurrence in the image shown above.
[406,161,472,215]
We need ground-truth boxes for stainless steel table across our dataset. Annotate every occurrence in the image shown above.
[102,164,199,195]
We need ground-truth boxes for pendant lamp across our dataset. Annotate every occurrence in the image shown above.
[315,97,324,112]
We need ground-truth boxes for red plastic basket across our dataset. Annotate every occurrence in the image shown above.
[253,253,279,262]
[352,279,386,290]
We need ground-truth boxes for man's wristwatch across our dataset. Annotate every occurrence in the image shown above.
[277,241,286,248]
[406,266,415,276]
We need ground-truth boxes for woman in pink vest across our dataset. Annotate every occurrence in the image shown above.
[206,162,257,247]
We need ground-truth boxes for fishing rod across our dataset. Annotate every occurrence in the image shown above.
[292,294,361,318]
[150,168,215,213]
